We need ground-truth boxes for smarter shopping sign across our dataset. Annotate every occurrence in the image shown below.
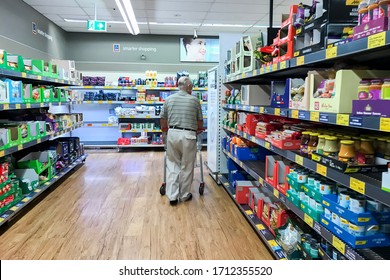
[87,20,107,32]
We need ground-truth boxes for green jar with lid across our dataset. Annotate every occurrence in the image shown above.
[323,136,339,158]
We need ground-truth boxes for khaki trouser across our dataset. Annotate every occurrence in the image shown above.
[166,128,197,201]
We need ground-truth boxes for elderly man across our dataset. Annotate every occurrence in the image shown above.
[160,76,203,206]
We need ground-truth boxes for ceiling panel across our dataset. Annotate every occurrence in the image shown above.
[23,0,296,36]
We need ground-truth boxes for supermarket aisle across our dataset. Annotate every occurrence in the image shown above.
[0,151,272,260]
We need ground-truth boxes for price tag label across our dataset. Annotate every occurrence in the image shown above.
[241,73,245,78]
[243,132,247,138]
[34,189,41,193]
[0,151,4,157]
[37,75,42,80]
[37,138,41,144]
[146,115,151,119]
[239,162,243,168]
[295,155,304,166]
[332,236,346,255]
[26,103,31,108]
[380,117,390,132]
[10,206,18,211]
[258,177,264,185]
[22,197,30,203]
[3,104,9,110]
[368,32,386,49]
[265,142,271,150]
[85,101,92,104]
[256,224,265,230]
[311,154,321,162]
[268,240,279,248]
[107,100,113,104]
[297,56,305,66]
[296,28,302,35]
[310,111,320,122]
[260,68,264,74]
[317,163,327,176]
[336,114,349,126]
[22,72,27,78]
[245,210,253,215]
[252,69,257,76]
[97,100,103,104]
[130,115,135,118]
[326,46,338,59]
[250,106,255,112]
[18,144,23,150]
[15,104,21,109]
[251,136,256,142]
[350,178,366,195]
[273,188,280,198]
[266,66,270,73]
[280,61,287,70]
[291,110,299,119]
[273,64,278,71]
[260,107,264,114]
[274,108,280,116]
[304,213,314,228]
[0,217,4,223]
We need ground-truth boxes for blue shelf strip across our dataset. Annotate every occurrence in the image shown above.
[0,154,87,227]
[218,174,288,260]
[221,149,369,260]
[223,104,390,133]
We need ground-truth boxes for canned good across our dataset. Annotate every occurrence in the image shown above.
[310,242,319,258]
[349,195,366,214]
[319,182,332,194]
[340,218,349,231]
[314,179,322,190]
[324,208,332,219]
[338,191,352,208]
[316,201,324,212]
[366,225,379,236]
[332,212,340,226]
[348,222,366,237]
[366,199,383,212]
[307,177,315,186]
[297,172,308,183]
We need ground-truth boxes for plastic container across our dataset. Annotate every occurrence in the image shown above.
[338,140,356,163]
[323,136,339,158]
[369,79,383,100]
[381,78,390,99]
[358,80,371,100]
[349,195,366,214]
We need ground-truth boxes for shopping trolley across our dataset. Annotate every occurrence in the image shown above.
[159,131,205,196]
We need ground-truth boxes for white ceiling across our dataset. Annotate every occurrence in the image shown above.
[23,0,298,36]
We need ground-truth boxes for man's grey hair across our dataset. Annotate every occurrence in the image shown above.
[178,76,192,90]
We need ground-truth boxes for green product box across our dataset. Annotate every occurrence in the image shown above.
[42,87,54,102]
[23,84,32,104]
[58,88,69,102]
[32,59,44,75]
[303,183,323,203]
[6,54,25,72]
[286,189,301,208]
[0,180,13,201]
[17,151,51,175]
[28,121,46,140]
[51,88,60,102]
[43,61,58,78]
[0,79,10,104]
[0,123,26,147]
[286,174,305,192]
[301,200,323,222]
[14,168,39,194]
[23,58,39,75]
[30,86,44,103]
[0,49,7,68]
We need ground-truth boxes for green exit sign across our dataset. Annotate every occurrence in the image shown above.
[87,20,107,31]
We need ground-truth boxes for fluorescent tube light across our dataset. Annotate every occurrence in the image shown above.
[64,18,87,23]
[149,22,200,27]
[115,0,139,35]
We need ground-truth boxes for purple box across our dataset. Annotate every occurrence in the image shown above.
[352,99,390,117]
[353,17,388,41]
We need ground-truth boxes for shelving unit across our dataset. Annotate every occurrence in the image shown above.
[0,154,87,227]
[0,66,85,229]
[220,30,390,260]
[71,85,208,148]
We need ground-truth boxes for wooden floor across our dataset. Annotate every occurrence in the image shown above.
[0,150,273,260]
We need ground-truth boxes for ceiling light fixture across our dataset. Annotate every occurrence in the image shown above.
[115,0,139,35]
[149,22,200,26]
[63,18,147,25]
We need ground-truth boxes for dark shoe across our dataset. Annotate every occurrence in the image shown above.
[182,193,192,202]
[170,199,178,206]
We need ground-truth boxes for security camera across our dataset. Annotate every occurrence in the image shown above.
[193,29,198,39]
